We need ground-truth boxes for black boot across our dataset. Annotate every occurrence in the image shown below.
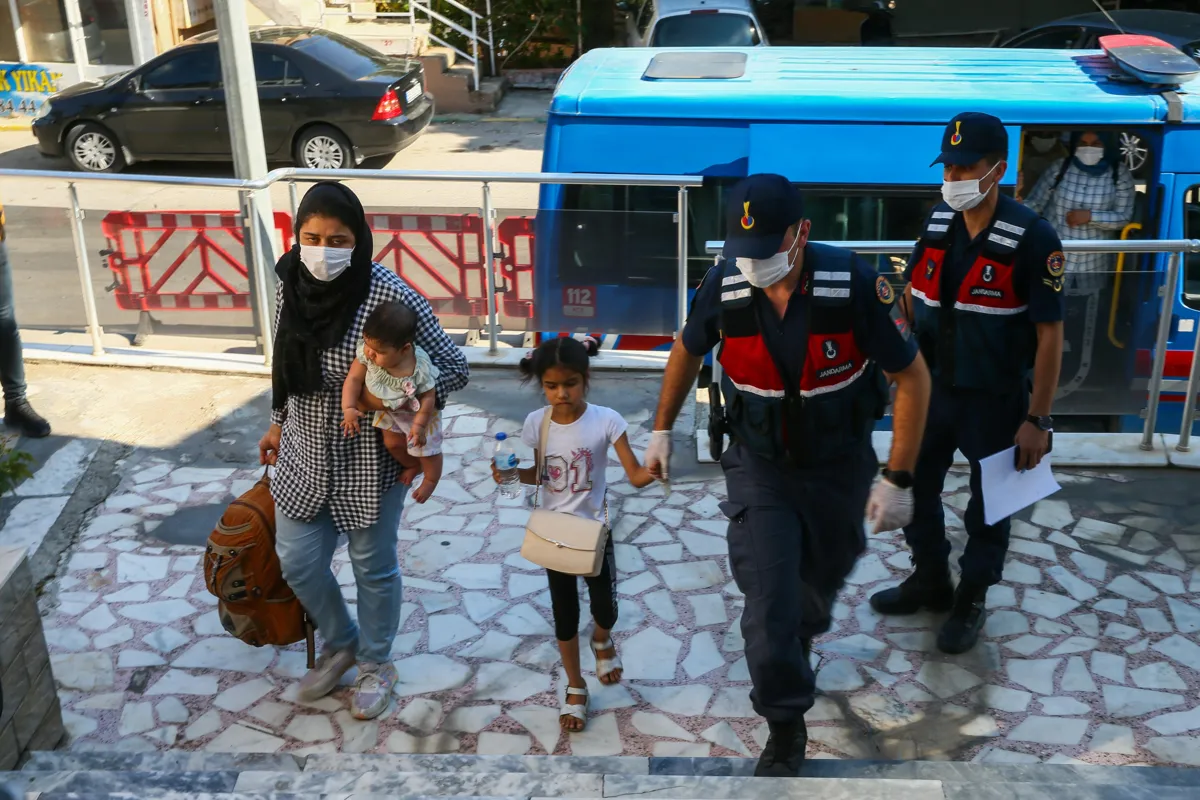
[4,400,50,438]
[754,718,808,777]
[937,581,988,655]
[869,562,954,615]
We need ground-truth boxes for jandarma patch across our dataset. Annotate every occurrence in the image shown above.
[876,275,895,304]
[1047,251,1066,277]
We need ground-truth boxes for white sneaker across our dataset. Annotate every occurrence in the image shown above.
[351,662,398,720]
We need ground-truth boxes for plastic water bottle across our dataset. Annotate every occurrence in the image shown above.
[494,433,521,498]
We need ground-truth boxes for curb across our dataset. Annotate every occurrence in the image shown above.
[432,115,546,124]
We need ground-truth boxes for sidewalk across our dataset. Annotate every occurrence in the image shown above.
[4,363,1199,766]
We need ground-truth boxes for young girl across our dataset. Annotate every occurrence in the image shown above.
[342,300,443,504]
[493,336,654,733]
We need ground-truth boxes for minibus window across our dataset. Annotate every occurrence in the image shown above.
[558,182,939,289]
[1185,185,1200,309]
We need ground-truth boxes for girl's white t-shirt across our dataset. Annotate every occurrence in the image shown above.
[521,404,627,523]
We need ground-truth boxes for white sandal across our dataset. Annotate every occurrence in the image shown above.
[560,686,589,731]
[590,636,624,684]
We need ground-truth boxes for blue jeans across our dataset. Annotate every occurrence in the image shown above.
[275,483,406,664]
[0,242,27,404]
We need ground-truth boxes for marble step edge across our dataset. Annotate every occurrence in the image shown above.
[31,795,529,800]
[20,753,1200,789]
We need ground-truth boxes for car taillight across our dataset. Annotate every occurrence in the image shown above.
[372,89,401,121]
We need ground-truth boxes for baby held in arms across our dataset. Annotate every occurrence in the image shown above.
[341,300,443,503]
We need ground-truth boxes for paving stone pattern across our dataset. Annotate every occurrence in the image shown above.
[33,403,1200,766]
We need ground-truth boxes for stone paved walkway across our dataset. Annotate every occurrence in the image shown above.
[9,366,1200,768]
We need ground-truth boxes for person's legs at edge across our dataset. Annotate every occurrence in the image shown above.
[345,482,407,719]
[938,389,1026,654]
[275,505,358,702]
[871,386,957,615]
[0,242,48,438]
[722,446,810,777]
[584,537,621,685]
[547,567,587,731]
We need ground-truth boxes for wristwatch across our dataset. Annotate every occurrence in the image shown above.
[1026,414,1054,431]
[882,468,914,489]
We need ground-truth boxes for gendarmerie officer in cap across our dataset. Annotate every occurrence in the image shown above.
[645,174,931,776]
[870,113,1065,654]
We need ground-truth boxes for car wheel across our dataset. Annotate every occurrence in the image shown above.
[295,126,352,170]
[65,123,124,173]
[1118,131,1149,174]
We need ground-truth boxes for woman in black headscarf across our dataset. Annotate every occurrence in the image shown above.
[258,181,469,721]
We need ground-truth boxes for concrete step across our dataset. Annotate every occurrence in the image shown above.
[19,752,1200,786]
[423,45,459,71]
[3,770,240,794]
[237,770,944,798]
[21,752,302,773]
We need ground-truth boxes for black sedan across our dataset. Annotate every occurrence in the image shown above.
[32,27,433,173]
[1000,9,1200,59]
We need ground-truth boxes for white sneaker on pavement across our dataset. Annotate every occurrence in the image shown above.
[351,661,398,720]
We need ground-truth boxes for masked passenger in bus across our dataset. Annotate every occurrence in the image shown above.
[1015,130,1069,203]
[1022,131,1136,298]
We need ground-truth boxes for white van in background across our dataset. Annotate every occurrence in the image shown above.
[620,0,770,48]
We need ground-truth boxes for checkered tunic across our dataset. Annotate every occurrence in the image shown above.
[269,264,469,531]
[1024,158,1136,296]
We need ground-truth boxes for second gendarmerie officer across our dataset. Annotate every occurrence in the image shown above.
[646,174,930,777]
[871,112,1065,655]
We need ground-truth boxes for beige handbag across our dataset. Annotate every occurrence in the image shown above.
[520,408,610,577]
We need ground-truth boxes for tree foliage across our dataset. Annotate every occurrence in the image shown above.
[0,437,33,496]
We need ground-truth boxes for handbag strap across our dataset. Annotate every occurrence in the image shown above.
[532,406,608,526]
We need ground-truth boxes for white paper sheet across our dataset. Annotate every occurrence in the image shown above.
[979,446,1061,526]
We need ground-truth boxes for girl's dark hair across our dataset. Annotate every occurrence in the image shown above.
[519,336,600,385]
[363,301,418,349]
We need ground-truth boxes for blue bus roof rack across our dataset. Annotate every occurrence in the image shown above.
[552,47,1199,125]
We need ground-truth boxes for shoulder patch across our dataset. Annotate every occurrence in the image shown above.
[876,275,895,305]
[1046,250,1065,278]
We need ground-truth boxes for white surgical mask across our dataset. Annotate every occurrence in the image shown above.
[734,230,801,288]
[1075,146,1105,166]
[1030,135,1058,154]
[299,245,353,282]
[941,162,1000,212]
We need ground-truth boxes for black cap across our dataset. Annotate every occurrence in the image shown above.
[723,174,805,260]
[932,112,1008,167]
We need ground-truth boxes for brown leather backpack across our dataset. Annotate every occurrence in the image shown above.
[203,471,314,666]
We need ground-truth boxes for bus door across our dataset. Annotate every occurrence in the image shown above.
[1016,126,1161,428]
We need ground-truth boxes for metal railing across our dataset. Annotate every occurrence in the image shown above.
[0,165,700,359]
[4,160,1200,450]
[410,0,495,92]
[317,1,496,91]
[706,238,1200,452]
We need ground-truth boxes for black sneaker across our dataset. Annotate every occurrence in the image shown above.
[754,718,808,778]
[5,400,50,438]
[937,581,988,655]
[869,562,954,616]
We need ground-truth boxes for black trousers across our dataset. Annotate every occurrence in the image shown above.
[721,443,876,723]
[546,536,618,642]
[903,383,1028,586]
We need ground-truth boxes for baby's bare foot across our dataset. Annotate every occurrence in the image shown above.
[398,465,422,486]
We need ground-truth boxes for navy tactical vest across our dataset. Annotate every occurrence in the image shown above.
[716,244,887,467]
[910,201,1043,392]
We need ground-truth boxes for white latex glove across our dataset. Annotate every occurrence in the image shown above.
[646,430,672,481]
[866,478,914,534]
